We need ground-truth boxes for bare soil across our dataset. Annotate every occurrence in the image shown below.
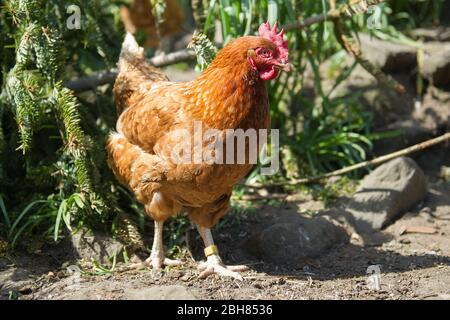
[1,168,449,300]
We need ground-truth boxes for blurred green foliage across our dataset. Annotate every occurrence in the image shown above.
[0,0,447,249]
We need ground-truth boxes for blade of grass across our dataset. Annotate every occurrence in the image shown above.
[54,199,67,241]
[8,200,48,238]
[0,195,10,229]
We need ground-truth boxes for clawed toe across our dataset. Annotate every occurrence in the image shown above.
[163,258,183,266]
[197,256,247,281]
[225,265,248,272]
[198,265,244,280]
[144,256,183,269]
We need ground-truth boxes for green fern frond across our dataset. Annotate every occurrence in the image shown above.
[52,83,92,193]
[33,27,65,83]
[191,0,209,31]
[8,0,43,23]
[150,0,167,25]
[188,31,218,71]
[6,71,42,153]
[85,9,114,68]
[13,23,36,69]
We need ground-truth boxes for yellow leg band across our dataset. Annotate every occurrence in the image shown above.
[204,245,219,257]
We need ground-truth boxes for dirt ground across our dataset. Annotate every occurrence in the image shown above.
[1,159,449,300]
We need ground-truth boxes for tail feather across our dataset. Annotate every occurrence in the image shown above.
[118,32,145,72]
[114,33,169,115]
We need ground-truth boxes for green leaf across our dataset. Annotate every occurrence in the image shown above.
[73,193,85,209]
[267,0,278,26]
[54,199,67,242]
[0,195,10,230]
[8,200,47,239]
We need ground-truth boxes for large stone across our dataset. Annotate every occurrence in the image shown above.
[410,27,450,42]
[124,285,197,300]
[346,157,428,233]
[359,33,417,73]
[47,281,197,300]
[0,267,34,299]
[421,48,450,89]
[242,213,349,265]
[69,229,124,264]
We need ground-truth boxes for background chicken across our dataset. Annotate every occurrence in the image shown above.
[120,0,185,49]
[107,22,290,280]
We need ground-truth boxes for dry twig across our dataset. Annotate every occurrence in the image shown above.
[246,132,450,188]
[283,0,386,31]
[64,48,196,92]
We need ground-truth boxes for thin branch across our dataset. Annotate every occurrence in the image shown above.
[64,69,117,92]
[64,48,196,92]
[66,0,387,92]
[333,21,406,95]
[246,132,450,188]
[284,0,405,95]
[283,9,340,31]
[283,0,386,32]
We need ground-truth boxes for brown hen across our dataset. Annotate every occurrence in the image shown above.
[120,0,184,49]
[107,23,291,279]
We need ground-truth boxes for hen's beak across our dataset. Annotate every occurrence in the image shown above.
[274,61,293,72]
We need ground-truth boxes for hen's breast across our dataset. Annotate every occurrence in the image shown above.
[154,79,270,208]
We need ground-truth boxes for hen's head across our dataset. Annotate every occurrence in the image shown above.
[247,21,291,81]
[205,22,291,82]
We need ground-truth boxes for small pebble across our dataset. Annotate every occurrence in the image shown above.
[253,282,263,289]
[180,274,191,282]
[19,286,32,295]
[399,238,411,244]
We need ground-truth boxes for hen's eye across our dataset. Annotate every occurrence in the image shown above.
[259,48,271,58]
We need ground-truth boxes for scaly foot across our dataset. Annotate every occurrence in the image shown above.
[127,254,182,270]
[197,255,248,280]
[144,254,183,269]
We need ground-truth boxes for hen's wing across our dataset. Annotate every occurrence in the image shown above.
[116,81,195,154]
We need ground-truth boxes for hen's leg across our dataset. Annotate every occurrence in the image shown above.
[144,220,182,269]
[196,225,248,280]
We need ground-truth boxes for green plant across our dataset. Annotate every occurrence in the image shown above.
[0,0,124,247]
[1,193,56,248]
[0,0,446,251]
[88,254,118,275]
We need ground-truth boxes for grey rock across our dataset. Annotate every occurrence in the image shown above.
[359,33,416,73]
[242,213,349,265]
[346,157,428,233]
[410,27,450,42]
[124,285,197,300]
[0,268,34,298]
[69,229,124,264]
[372,85,450,156]
[323,56,415,131]
[421,48,450,88]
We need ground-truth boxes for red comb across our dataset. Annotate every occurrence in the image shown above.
[258,21,288,61]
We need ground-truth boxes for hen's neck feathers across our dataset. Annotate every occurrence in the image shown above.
[187,36,271,130]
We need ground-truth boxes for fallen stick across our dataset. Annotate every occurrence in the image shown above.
[247,132,450,188]
[64,48,196,92]
[398,226,438,235]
